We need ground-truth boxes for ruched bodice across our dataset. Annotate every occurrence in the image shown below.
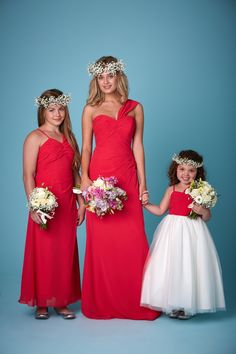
[89,100,137,179]
[36,137,74,187]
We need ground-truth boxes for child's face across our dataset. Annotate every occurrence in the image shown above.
[44,104,66,127]
[177,164,197,185]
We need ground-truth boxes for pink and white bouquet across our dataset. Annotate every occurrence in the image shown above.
[73,176,127,217]
[28,187,58,229]
[185,179,218,219]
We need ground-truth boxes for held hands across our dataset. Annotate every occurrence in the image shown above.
[139,186,149,205]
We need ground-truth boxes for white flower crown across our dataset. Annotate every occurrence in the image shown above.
[172,153,203,168]
[87,59,125,77]
[35,94,71,108]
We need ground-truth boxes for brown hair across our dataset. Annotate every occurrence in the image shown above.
[168,150,206,185]
[37,89,80,172]
[87,56,129,106]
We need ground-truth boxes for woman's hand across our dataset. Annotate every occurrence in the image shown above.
[30,210,42,224]
[81,176,93,191]
[77,204,86,226]
[139,186,149,205]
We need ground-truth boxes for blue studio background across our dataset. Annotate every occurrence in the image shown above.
[0,1,235,354]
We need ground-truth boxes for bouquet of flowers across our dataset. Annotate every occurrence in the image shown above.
[28,187,58,229]
[185,179,218,219]
[73,176,127,217]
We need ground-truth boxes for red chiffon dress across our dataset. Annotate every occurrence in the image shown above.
[19,130,81,307]
[81,99,161,320]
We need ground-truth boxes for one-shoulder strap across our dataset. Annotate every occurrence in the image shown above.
[119,99,139,118]
[38,128,50,138]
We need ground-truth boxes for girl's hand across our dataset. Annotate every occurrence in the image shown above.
[77,204,86,225]
[139,186,149,205]
[30,210,42,224]
[192,204,211,221]
[81,176,92,191]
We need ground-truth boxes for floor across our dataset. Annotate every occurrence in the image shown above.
[1,275,235,354]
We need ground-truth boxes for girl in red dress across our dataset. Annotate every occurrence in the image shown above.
[81,56,161,320]
[19,89,85,319]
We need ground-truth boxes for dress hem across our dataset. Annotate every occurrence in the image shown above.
[141,303,226,315]
[18,295,81,308]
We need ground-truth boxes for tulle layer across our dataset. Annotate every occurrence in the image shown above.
[141,215,225,315]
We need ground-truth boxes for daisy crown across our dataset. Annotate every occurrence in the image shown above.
[87,59,125,77]
[172,153,203,168]
[35,94,71,108]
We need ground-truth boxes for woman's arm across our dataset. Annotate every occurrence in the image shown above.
[132,104,148,204]
[81,105,93,189]
[144,187,172,216]
[23,131,42,224]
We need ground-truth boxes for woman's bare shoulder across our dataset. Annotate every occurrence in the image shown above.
[83,104,97,115]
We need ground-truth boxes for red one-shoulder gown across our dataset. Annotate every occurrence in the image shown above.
[81,99,161,320]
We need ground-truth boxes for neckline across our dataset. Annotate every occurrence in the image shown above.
[173,188,188,194]
[38,129,65,144]
[93,100,127,121]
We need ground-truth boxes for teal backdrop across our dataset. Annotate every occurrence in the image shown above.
[0,1,235,354]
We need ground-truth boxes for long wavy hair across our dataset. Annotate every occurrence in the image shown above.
[37,89,80,172]
[168,150,206,185]
[87,56,129,106]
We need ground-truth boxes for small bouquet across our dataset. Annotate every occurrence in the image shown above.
[73,176,127,217]
[185,179,218,219]
[28,187,58,229]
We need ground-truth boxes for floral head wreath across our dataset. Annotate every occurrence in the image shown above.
[172,153,203,168]
[35,94,71,108]
[87,59,125,77]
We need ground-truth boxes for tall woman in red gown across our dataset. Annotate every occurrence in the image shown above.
[19,89,85,319]
[81,56,161,320]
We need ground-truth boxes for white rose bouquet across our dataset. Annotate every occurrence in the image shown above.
[73,176,127,217]
[28,187,58,229]
[185,179,218,219]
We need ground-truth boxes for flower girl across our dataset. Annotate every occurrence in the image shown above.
[141,150,225,319]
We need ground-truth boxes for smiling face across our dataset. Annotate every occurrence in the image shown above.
[97,72,118,94]
[176,164,197,186]
[44,104,66,127]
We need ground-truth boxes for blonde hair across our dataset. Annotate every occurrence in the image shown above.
[87,56,129,106]
[37,89,81,172]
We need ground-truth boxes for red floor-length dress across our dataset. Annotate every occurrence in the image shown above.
[81,99,161,320]
[19,131,81,307]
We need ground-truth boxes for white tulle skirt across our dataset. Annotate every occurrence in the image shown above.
[141,215,225,315]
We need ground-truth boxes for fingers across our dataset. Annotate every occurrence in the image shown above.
[30,211,41,224]
[139,190,149,205]
[141,196,149,205]
[77,217,85,226]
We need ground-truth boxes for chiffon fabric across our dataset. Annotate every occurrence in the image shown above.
[141,187,226,315]
[19,130,81,307]
[81,99,160,320]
